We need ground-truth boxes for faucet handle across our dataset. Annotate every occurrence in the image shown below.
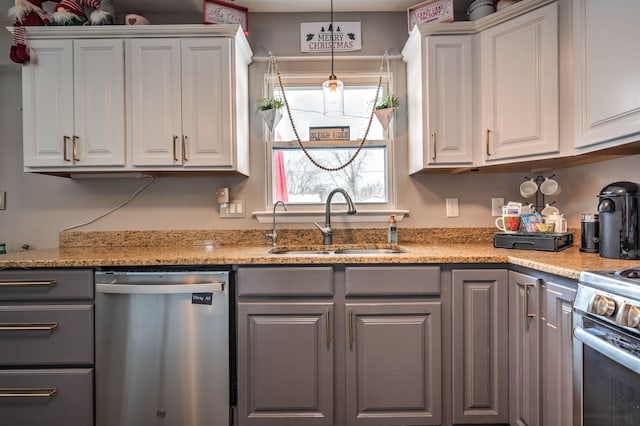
[313,222,330,236]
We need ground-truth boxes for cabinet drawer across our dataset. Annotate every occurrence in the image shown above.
[0,269,93,301]
[237,267,334,297]
[0,368,93,426]
[0,304,93,366]
[345,266,441,296]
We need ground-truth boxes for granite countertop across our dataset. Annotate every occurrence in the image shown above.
[1,229,639,279]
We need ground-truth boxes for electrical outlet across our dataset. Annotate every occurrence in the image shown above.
[446,198,459,217]
[0,191,5,210]
[491,197,504,217]
[220,200,245,218]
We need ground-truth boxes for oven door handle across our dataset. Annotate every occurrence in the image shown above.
[574,327,640,375]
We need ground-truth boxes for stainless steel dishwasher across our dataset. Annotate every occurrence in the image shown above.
[95,269,230,426]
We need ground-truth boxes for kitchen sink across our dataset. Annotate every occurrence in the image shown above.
[268,244,409,255]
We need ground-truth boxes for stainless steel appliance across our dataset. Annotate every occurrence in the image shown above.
[573,268,640,425]
[95,269,230,426]
[597,181,640,259]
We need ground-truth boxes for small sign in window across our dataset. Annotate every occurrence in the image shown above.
[309,126,351,141]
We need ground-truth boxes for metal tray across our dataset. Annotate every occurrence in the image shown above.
[493,232,573,252]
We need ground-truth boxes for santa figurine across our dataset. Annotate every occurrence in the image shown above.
[8,0,50,64]
[51,0,113,26]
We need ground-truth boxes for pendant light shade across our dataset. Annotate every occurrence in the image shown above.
[323,0,344,116]
[322,74,344,116]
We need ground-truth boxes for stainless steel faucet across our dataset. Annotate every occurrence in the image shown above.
[313,188,357,245]
[267,201,287,246]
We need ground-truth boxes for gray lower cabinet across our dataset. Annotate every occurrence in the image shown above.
[237,266,335,426]
[451,269,509,424]
[237,265,442,426]
[0,268,94,426]
[508,270,541,426]
[237,301,334,426]
[345,302,442,425]
[541,279,575,426]
[507,269,577,426]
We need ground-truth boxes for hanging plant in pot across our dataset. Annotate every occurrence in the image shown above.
[258,97,284,132]
[374,94,400,130]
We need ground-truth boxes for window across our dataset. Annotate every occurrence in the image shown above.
[264,71,395,213]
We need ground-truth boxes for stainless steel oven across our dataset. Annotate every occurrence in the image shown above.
[573,268,640,426]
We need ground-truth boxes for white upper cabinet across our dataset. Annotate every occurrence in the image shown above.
[573,0,640,150]
[128,38,237,169]
[22,38,125,169]
[403,31,473,172]
[480,2,559,162]
[20,25,252,176]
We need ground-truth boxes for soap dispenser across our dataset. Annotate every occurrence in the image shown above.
[388,215,397,244]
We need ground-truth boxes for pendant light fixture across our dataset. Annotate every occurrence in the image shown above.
[322,0,344,116]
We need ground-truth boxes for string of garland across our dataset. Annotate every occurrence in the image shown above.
[274,55,386,172]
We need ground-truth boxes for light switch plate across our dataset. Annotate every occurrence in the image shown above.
[491,198,504,216]
[0,191,5,210]
[220,200,245,218]
[446,198,459,217]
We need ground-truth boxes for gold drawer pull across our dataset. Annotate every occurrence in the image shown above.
[0,388,57,398]
[0,279,57,287]
[0,323,59,331]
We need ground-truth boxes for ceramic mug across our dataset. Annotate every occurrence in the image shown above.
[519,179,538,199]
[540,177,561,196]
[545,214,567,233]
[495,215,521,233]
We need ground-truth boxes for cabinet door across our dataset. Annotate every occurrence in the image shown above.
[405,32,472,172]
[451,269,508,424]
[237,302,334,426]
[128,39,182,166]
[426,35,473,166]
[22,39,74,167]
[345,302,442,425]
[73,39,125,166]
[509,271,541,426]
[573,0,640,149]
[181,38,233,167]
[480,2,558,161]
[541,280,576,426]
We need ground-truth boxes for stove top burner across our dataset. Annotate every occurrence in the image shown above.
[617,267,640,280]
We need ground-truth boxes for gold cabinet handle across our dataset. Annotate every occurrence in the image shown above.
[63,136,71,162]
[0,388,57,398]
[0,279,56,287]
[0,323,59,331]
[72,135,79,162]
[485,129,491,156]
[325,308,331,349]
[348,310,353,348]
[182,135,189,162]
[524,283,535,318]
[173,135,179,162]
[431,132,437,161]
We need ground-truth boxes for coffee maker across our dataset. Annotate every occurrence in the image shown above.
[597,181,640,259]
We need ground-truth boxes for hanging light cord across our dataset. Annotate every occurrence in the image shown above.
[274,54,386,172]
[330,0,335,78]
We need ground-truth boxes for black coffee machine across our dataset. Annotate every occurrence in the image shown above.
[598,181,640,259]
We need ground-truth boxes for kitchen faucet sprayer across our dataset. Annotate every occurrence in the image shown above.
[267,201,287,246]
[313,188,357,245]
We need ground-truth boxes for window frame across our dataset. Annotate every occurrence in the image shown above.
[262,70,398,216]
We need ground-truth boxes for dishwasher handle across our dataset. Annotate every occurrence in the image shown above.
[96,282,223,295]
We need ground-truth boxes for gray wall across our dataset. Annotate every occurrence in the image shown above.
[0,10,639,252]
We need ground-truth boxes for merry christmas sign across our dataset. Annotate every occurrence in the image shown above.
[300,22,362,53]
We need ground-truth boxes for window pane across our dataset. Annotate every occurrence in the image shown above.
[272,147,387,204]
[273,86,384,141]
